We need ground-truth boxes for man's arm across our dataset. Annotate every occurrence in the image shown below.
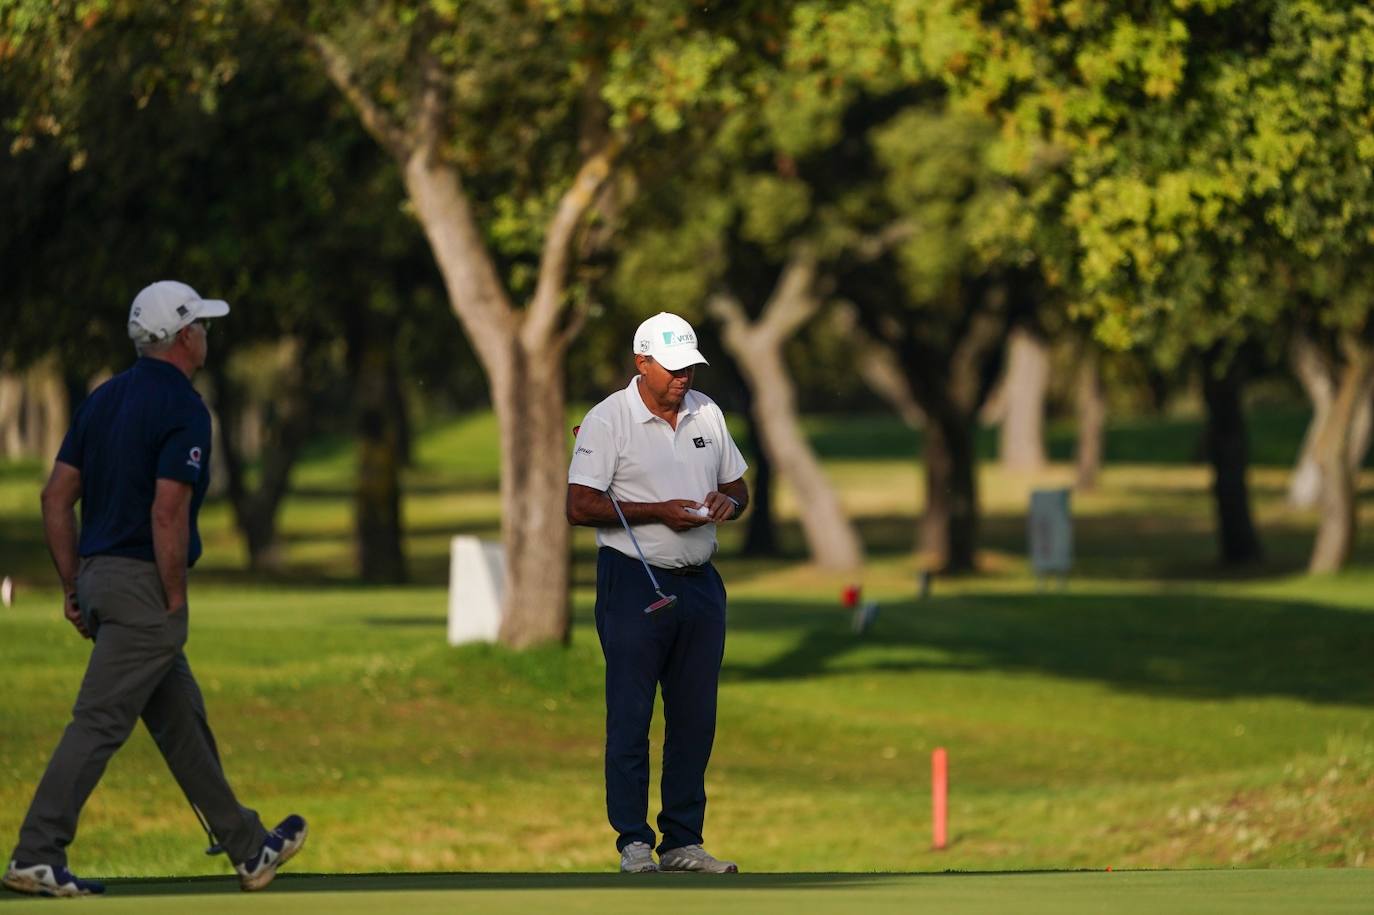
[40,461,88,638]
[702,477,749,524]
[152,478,192,614]
[566,483,709,532]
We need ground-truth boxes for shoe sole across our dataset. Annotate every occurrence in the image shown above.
[660,862,739,874]
[620,864,659,873]
[2,872,93,897]
[240,823,309,892]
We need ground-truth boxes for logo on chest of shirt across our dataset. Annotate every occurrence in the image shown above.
[693,436,712,449]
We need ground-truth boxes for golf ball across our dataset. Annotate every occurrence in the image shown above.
[689,505,709,517]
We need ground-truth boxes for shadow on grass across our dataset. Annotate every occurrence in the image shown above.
[86,871,909,897]
[723,591,1374,706]
[365,615,447,628]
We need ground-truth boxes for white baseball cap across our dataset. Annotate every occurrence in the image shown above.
[632,312,709,371]
[127,280,230,343]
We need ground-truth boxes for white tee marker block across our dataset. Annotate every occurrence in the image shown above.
[447,536,505,645]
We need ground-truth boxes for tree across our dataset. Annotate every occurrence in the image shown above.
[903,0,1374,570]
[613,3,1040,573]
[267,2,790,642]
[0,5,452,578]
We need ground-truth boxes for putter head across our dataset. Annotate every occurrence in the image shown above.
[645,592,677,614]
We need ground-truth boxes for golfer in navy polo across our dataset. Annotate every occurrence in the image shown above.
[4,282,306,898]
[567,312,749,874]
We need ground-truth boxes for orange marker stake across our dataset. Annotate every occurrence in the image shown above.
[932,747,948,850]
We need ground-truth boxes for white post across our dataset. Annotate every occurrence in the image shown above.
[447,536,505,645]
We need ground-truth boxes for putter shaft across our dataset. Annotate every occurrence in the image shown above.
[608,492,675,613]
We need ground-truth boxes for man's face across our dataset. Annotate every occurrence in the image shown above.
[182,320,210,370]
[636,354,695,408]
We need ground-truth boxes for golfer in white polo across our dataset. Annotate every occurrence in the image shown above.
[567,312,749,874]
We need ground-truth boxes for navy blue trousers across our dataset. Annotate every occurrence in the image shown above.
[594,547,727,854]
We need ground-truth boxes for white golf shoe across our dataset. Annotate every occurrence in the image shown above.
[658,844,738,874]
[619,841,658,873]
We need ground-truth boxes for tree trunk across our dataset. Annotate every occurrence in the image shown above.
[0,372,22,459]
[1309,338,1374,574]
[998,326,1049,472]
[1288,333,1373,508]
[19,358,70,463]
[734,343,863,570]
[1201,351,1263,565]
[921,413,978,572]
[400,151,578,647]
[902,305,1007,574]
[314,35,621,646]
[493,340,573,646]
[708,253,863,571]
[1289,334,1335,508]
[712,349,777,556]
[921,420,952,564]
[209,339,319,572]
[742,415,777,556]
[1074,347,1106,491]
[353,336,407,583]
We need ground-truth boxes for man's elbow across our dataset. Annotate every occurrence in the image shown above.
[40,483,72,516]
[566,499,587,527]
[567,487,599,527]
[151,499,187,530]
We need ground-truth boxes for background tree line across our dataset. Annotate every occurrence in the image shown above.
[3,0,1371,648]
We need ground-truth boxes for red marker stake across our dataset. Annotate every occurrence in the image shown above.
[932,747,948,850]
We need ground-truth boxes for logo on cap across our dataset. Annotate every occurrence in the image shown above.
[638,339,651,353]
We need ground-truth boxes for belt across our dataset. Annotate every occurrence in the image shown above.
[602,547,709,577]
[662,564,707,577]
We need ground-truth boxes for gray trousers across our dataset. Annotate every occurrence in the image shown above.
[12,556,267,867]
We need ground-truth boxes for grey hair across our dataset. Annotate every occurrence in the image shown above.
[134,336,176,357]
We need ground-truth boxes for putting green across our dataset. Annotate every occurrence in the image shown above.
[1,869,1368,914]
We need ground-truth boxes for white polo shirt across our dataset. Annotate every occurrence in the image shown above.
[569,375,748,568]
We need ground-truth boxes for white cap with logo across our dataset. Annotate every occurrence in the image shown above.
[127,281,230,343]
[632,312,709,371]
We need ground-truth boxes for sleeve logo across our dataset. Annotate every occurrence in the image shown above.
[187,446,203,470]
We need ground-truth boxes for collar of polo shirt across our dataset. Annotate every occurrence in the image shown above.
[627,375,701,423]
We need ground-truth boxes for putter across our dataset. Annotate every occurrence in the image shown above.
[190,802,223,856]
[607,492,678,613]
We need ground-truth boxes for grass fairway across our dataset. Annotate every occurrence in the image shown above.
[2,870,1371,914]
[1,409,1371,898]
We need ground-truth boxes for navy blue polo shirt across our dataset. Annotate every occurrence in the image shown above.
[56,357,213,566]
